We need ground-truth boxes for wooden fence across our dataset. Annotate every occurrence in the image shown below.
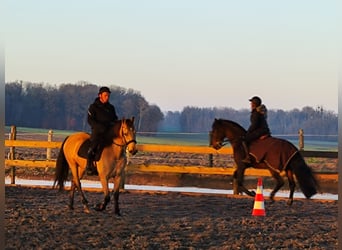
[5,126,338,191]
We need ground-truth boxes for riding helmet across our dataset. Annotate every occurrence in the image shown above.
[249,96,262,106]
[98,86,111,94]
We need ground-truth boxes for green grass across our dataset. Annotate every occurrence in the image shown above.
[5,126,76,137]
[5,126,337,150]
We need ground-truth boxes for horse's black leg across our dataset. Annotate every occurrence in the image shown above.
[94,195,110,211]
[235,164,256,197]
[112,173,123,216]
[113,190,120,216]
[73,178,89,213]
[95,176,111,212]
[269,172,284,203]
[286,170,296,205]
[68,181,75,210]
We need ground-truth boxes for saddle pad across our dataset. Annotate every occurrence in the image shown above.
[77,139,102,161]
[249,136,298,171]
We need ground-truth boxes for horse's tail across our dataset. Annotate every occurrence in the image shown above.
[53,136,70,191]
[290,152,319,198]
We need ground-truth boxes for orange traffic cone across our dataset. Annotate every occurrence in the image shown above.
[252,178,266,216]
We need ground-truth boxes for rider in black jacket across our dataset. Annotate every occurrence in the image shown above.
[242,96,271,163]
[86,86,118,175]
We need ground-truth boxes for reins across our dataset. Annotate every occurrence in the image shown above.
[221,138,230,146]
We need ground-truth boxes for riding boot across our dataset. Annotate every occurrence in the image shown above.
[86,148,97,175]
[241,141,251,164]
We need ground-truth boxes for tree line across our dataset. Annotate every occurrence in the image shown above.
[5,81,338,137]
[5,81,163,132]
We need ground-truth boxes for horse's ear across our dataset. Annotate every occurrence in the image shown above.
[131,116,135,122]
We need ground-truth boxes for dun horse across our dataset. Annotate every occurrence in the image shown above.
[210,118,318,205]
[54,117,137,215]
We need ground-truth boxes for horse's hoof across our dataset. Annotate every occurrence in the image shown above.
[269,194,275,203]
[94,203,105,211]
[115,212,121,217]
[84,207,90,214]
[250,191,256,197]
[287,200,293,206]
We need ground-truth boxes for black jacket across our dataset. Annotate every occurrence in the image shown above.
[245,105,270,142]
[87,98,118,134]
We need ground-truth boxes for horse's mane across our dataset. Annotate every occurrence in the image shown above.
[96,118,135,147]
[216,119,247,133]
[111,118,135,138]
[101,119,123,146]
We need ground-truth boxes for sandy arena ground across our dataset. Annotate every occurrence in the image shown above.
[5,185,338,249]
[5,133,338,249]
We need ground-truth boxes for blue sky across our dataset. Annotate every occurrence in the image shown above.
[4,0,339,113]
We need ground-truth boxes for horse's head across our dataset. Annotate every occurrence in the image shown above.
[210,118,246,150]
[209,119,226,150]
[119,117,138,155]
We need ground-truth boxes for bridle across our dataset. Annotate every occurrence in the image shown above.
[210,129,234,149]
[113,120,137,148]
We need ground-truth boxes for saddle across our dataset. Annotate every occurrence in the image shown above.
[248,136,298,171]
[77,139,104,161]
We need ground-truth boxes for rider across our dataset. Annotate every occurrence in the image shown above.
[86,86,118,175]
[242,96,271,164]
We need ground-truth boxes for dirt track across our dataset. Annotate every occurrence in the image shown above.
[5,185,338,249]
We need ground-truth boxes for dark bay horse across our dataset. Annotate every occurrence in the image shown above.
[54,117,137,215]
[210,118,318,205]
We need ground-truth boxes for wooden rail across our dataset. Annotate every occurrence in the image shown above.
[5,139,338,184]
[5,125,338,189]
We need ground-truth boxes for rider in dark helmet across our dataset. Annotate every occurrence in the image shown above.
[242,96,271,163]
[86,86,118,175]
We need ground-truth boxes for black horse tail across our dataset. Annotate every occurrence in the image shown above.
[53,136,69,191]
[290,152,319,198]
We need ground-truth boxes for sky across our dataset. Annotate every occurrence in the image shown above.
[4,0,339,113]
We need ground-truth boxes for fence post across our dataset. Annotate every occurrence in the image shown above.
[47,130,53,160]
[298,129,304,150]
[233,179,239,195]
[208,154,213,167]
[9,125,17,184]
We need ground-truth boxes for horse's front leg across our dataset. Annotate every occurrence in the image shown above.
[94,177,110,212]
[112,174,122,216]
[234,164,256,197]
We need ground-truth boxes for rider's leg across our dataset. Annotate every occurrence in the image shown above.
[86,135,98,175]
[242,140,251,164]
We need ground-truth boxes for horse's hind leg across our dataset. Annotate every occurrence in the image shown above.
[270,171,284,202]
[72,178,90,213]
[70,166,90,213]
[68,181,76,210]
[286,169,296,205]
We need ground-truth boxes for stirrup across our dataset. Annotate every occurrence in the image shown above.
[86,160,97,175]
[86,166,98,175]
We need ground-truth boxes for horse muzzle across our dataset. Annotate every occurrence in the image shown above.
[212,142,223,150]
[129,148,138,155]
[126,139,138,155]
